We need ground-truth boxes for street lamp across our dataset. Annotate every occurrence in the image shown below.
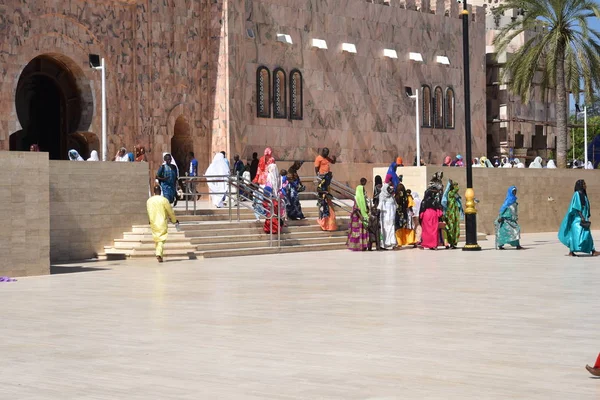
[460,0,481,251]
[89,54,107,161]
[405,87,421,167]
[576,103,588,166]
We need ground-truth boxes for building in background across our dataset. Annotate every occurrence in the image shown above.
[1,0,486,170]
[474,0,560,164]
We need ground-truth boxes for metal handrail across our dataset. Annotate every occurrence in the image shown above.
[177,175,281,248]
[298,175,356,215]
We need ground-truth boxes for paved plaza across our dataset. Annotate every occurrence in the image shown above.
[1,232,600,399]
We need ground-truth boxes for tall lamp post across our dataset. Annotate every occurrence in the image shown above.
[89,54,107,161]
[460,0,481,251]
[575,103,588,166]
[405,87,421,167]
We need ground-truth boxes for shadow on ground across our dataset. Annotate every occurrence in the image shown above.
[51,265,111,275]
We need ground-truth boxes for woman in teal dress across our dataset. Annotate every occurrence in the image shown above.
[558,180,600,257]
[156,154,178,204]
[494,186,523,250]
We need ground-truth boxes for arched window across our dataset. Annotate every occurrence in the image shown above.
[445,87,455,128]
[289,69,303,120]
[422,85,432,127]
[256,66,271,118]
[433,86,444,128]
[273,68,287,119]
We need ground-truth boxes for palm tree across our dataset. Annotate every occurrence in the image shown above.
[492,0,600,168]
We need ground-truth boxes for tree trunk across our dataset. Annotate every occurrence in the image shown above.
[555,41,568,168]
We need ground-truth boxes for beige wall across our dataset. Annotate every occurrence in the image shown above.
[0,152,50,277]
[228,0,487,165]
[389,166,600,235]
[49,161,149,262]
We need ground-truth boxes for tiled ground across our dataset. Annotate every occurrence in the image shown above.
[1,232,599,399]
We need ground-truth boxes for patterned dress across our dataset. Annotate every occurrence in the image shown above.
[495,203,521,248]
[347,186,369,251]
[444,183,462,247]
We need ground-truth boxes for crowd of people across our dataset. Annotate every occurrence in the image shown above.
[346,166,466,252]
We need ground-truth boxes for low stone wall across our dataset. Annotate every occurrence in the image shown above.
[0,152,50,277]
[371,166,600,235]
[49,161,149,262]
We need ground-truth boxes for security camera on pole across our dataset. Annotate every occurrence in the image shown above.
[89,54,107,161]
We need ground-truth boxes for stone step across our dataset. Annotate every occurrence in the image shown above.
[199,242,348,259]
[183,224,349,238]
[190,230,348,244]
[195,236,348,252]
[110,240,196,250]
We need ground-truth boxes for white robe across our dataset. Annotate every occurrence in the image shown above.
[205,153,230,208]
[378,183,397,249]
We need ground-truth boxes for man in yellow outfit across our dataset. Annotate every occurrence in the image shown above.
[147,185,178,262]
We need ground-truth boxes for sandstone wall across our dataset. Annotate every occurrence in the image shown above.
[0,152,50,277]
[49,161,149,262]
[228,0,487,165]
[0,0,222,174]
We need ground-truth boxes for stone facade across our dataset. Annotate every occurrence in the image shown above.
[1,0,486,171]
[228,0,487,165]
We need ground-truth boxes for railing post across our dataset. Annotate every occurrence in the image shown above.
[277,193,281,248]
[236,176,240,222]
[193,177,197,214]
[228,176,232,222]
[269,199,273,247]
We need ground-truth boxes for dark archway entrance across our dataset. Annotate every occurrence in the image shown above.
[12,55,89,160]
[171,116,193,175]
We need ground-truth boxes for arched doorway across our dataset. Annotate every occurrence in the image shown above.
[12,55,92,160]
[171,116,193,175]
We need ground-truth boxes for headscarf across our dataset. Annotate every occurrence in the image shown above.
[396,157,404,166]
[355,184,369,223]
[267,163,281,194]
[441,180,452,211]
[443,156,452,166]
[575,179,588,209]
[68,149,84,161]
[386,162,399,188]
[472,158,480,167]
[547,160,557,169]
[499,185,517,214]
[163,152,180,177]
[29,144,40,152]
[264,147,273,158]
[586,161,594,170]
[205,153,230,207]
[87,150,99,161]
[529,156,543,168]
[480,156,493,168]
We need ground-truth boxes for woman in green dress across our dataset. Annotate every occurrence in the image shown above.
[442,180,463,249]
[494,185,523,250]
[558,179,600,257]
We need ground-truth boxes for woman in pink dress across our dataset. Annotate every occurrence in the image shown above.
[419,173,444,250]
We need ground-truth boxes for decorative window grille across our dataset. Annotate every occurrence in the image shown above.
[290,69,303,120]
[256,67,271,118]
[445,87,455,128]
[273,68,287,119]
[422,85,432,127]
[434,86,444,128]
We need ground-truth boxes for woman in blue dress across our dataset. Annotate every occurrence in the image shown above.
[156,154,178,204]
[494,186,523,250]
[558,179,600,257]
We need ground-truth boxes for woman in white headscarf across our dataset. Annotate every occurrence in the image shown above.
[472,158,481,168]
[513,158,525,168]
[87,150,99,161]
[546,160,557,169]
[205,152,230,208]
[501,157,512,168]
[266,163,281,194]
[68,149,84,161]
[586,161,595,170]
[529,156,543,168]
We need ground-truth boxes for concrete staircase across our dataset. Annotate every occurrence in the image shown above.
[103,203,487,260]
[103,203,351,259]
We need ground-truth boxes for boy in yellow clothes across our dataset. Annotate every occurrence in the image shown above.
[147,185,178,262]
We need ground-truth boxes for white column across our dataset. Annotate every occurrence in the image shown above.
[584,105,588,166]
[101,58,107,161]
[416,88,420,167]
